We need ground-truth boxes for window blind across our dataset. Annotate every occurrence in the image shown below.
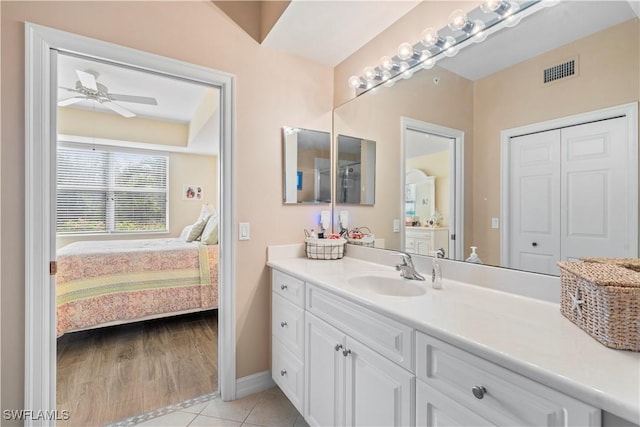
[57,146,169,234]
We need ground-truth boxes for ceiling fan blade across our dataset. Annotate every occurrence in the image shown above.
[109,93,158,105]
[102,101,136,118]
[58,97,85,107]
[59,86,81,93]
[76,70,98,91]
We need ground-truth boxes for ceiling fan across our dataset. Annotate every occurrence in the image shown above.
[58,70,158,118]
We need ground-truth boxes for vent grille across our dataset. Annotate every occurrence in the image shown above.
[543,59,576,84]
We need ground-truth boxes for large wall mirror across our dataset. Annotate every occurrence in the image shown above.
[333,1,639,275]
[283,126,331,204]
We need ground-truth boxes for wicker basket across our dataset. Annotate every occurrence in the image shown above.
[305,238,346,260]
[580,257,640,273]
[557,260,640,351]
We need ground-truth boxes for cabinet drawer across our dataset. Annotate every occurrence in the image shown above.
[272,336,304,413]
[272,293,304,359]
[307,284,414,372]
[416,380,493,427]
[272,269,305,307]
[416,332,600,426]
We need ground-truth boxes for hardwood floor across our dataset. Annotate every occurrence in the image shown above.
[56,311,218,427]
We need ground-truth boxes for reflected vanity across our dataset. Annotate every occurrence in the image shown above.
[282,126,331,204]
[332,0,639,275]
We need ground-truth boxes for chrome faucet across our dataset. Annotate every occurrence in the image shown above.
[394,252,425,281]
[436,247,446,258]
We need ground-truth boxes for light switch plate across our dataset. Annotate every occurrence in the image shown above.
[491,218,499,229]
[393,219,400,232]
[239,222,250,240]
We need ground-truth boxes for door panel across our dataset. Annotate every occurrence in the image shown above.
[509,129,561,274]
[561,117,630,259]
[305,313,345,427]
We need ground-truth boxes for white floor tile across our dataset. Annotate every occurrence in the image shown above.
[135,410,197,427]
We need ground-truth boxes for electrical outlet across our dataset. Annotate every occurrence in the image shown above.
[491,218,499,229]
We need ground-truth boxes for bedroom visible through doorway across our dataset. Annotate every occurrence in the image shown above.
[54,51,221,426]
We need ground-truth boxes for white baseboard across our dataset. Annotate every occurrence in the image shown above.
[236,370,276,399]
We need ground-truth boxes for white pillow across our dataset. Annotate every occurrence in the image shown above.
[200,214,219,245]
[179,225,194,241]
[198,204,216,221]
[185,217,209,242]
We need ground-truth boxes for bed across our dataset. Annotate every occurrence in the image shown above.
[56,238,218,336]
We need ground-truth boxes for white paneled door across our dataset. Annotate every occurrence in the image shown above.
[509,116,631,274]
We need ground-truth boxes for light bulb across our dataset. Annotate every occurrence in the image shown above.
[481,0,510,15]
[397,42,414,61]
[380,56,395,71]
[383,77,396,88]
[448,9,471,32]
[473,30,488,43]
[363,66,377,80]
[504,13,523,27]
[443,37,459,57]
[348,75,362,89]
[381,70,391,82]
[421,28,441,48]
[421,58,436,70]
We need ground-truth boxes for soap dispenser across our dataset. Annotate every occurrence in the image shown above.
[466,246,483,264]
[430,252,443,290]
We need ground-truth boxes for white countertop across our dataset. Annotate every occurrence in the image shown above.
[267,255,640,424]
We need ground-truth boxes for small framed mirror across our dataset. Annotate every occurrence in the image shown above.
[282,126,331,204]
[336,134,376,205]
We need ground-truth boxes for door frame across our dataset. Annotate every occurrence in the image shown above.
[500,102,639,268]
[25,22,237,424]
[400,117,465,260]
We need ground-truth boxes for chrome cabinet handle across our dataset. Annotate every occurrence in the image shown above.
[335,344,343,351]
[280,284,288,290]
[280,321,287,327]
[280,370,287,376]
[342,349,351,357]
[472,385,487,399]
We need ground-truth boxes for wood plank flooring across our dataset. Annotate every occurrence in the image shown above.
[56,310,218,427]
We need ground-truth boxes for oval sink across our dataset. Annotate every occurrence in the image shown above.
[347,275,426,297]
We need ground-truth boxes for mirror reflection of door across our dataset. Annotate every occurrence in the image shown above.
[404,128,454,258]
[506,114,635,275]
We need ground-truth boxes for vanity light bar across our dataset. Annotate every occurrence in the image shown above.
[348,0,556,93]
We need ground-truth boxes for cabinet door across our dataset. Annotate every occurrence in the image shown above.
[415,239,431,256]
[416,380,493,427]
[305,312,346,427]
[345,337,415,427]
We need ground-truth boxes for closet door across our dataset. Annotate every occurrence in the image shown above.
[561,117,630,260]
[509,129,561,275]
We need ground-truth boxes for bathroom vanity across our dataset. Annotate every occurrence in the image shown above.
[268,246,640,427]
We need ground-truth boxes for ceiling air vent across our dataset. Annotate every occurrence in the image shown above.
[543,58,577,84]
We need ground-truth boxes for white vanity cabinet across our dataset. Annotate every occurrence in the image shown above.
[405,227,449,257]
[305,301,414,427]
[415,332,600,426]
[271,270,306,412]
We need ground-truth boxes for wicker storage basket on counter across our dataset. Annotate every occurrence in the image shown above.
[580,257,640,272]
[558,260,640,351]
[304,238,346,260]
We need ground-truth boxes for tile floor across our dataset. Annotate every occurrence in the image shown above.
[119,387,308,427]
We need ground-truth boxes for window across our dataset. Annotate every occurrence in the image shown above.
[57,145,169,234]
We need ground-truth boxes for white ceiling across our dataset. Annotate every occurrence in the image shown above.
[57,53,215,123]
[262,0,421,67]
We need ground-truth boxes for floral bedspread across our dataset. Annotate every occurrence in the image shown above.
[56,238,218,336]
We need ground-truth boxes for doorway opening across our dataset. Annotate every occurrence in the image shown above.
[401,117,465,261]
[25,23,236,424]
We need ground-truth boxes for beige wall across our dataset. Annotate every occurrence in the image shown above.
[406,150,450,226]
[473,18,640,266]
[1,0,333,417]
[55,152,218,248]
[58,108,189,147]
